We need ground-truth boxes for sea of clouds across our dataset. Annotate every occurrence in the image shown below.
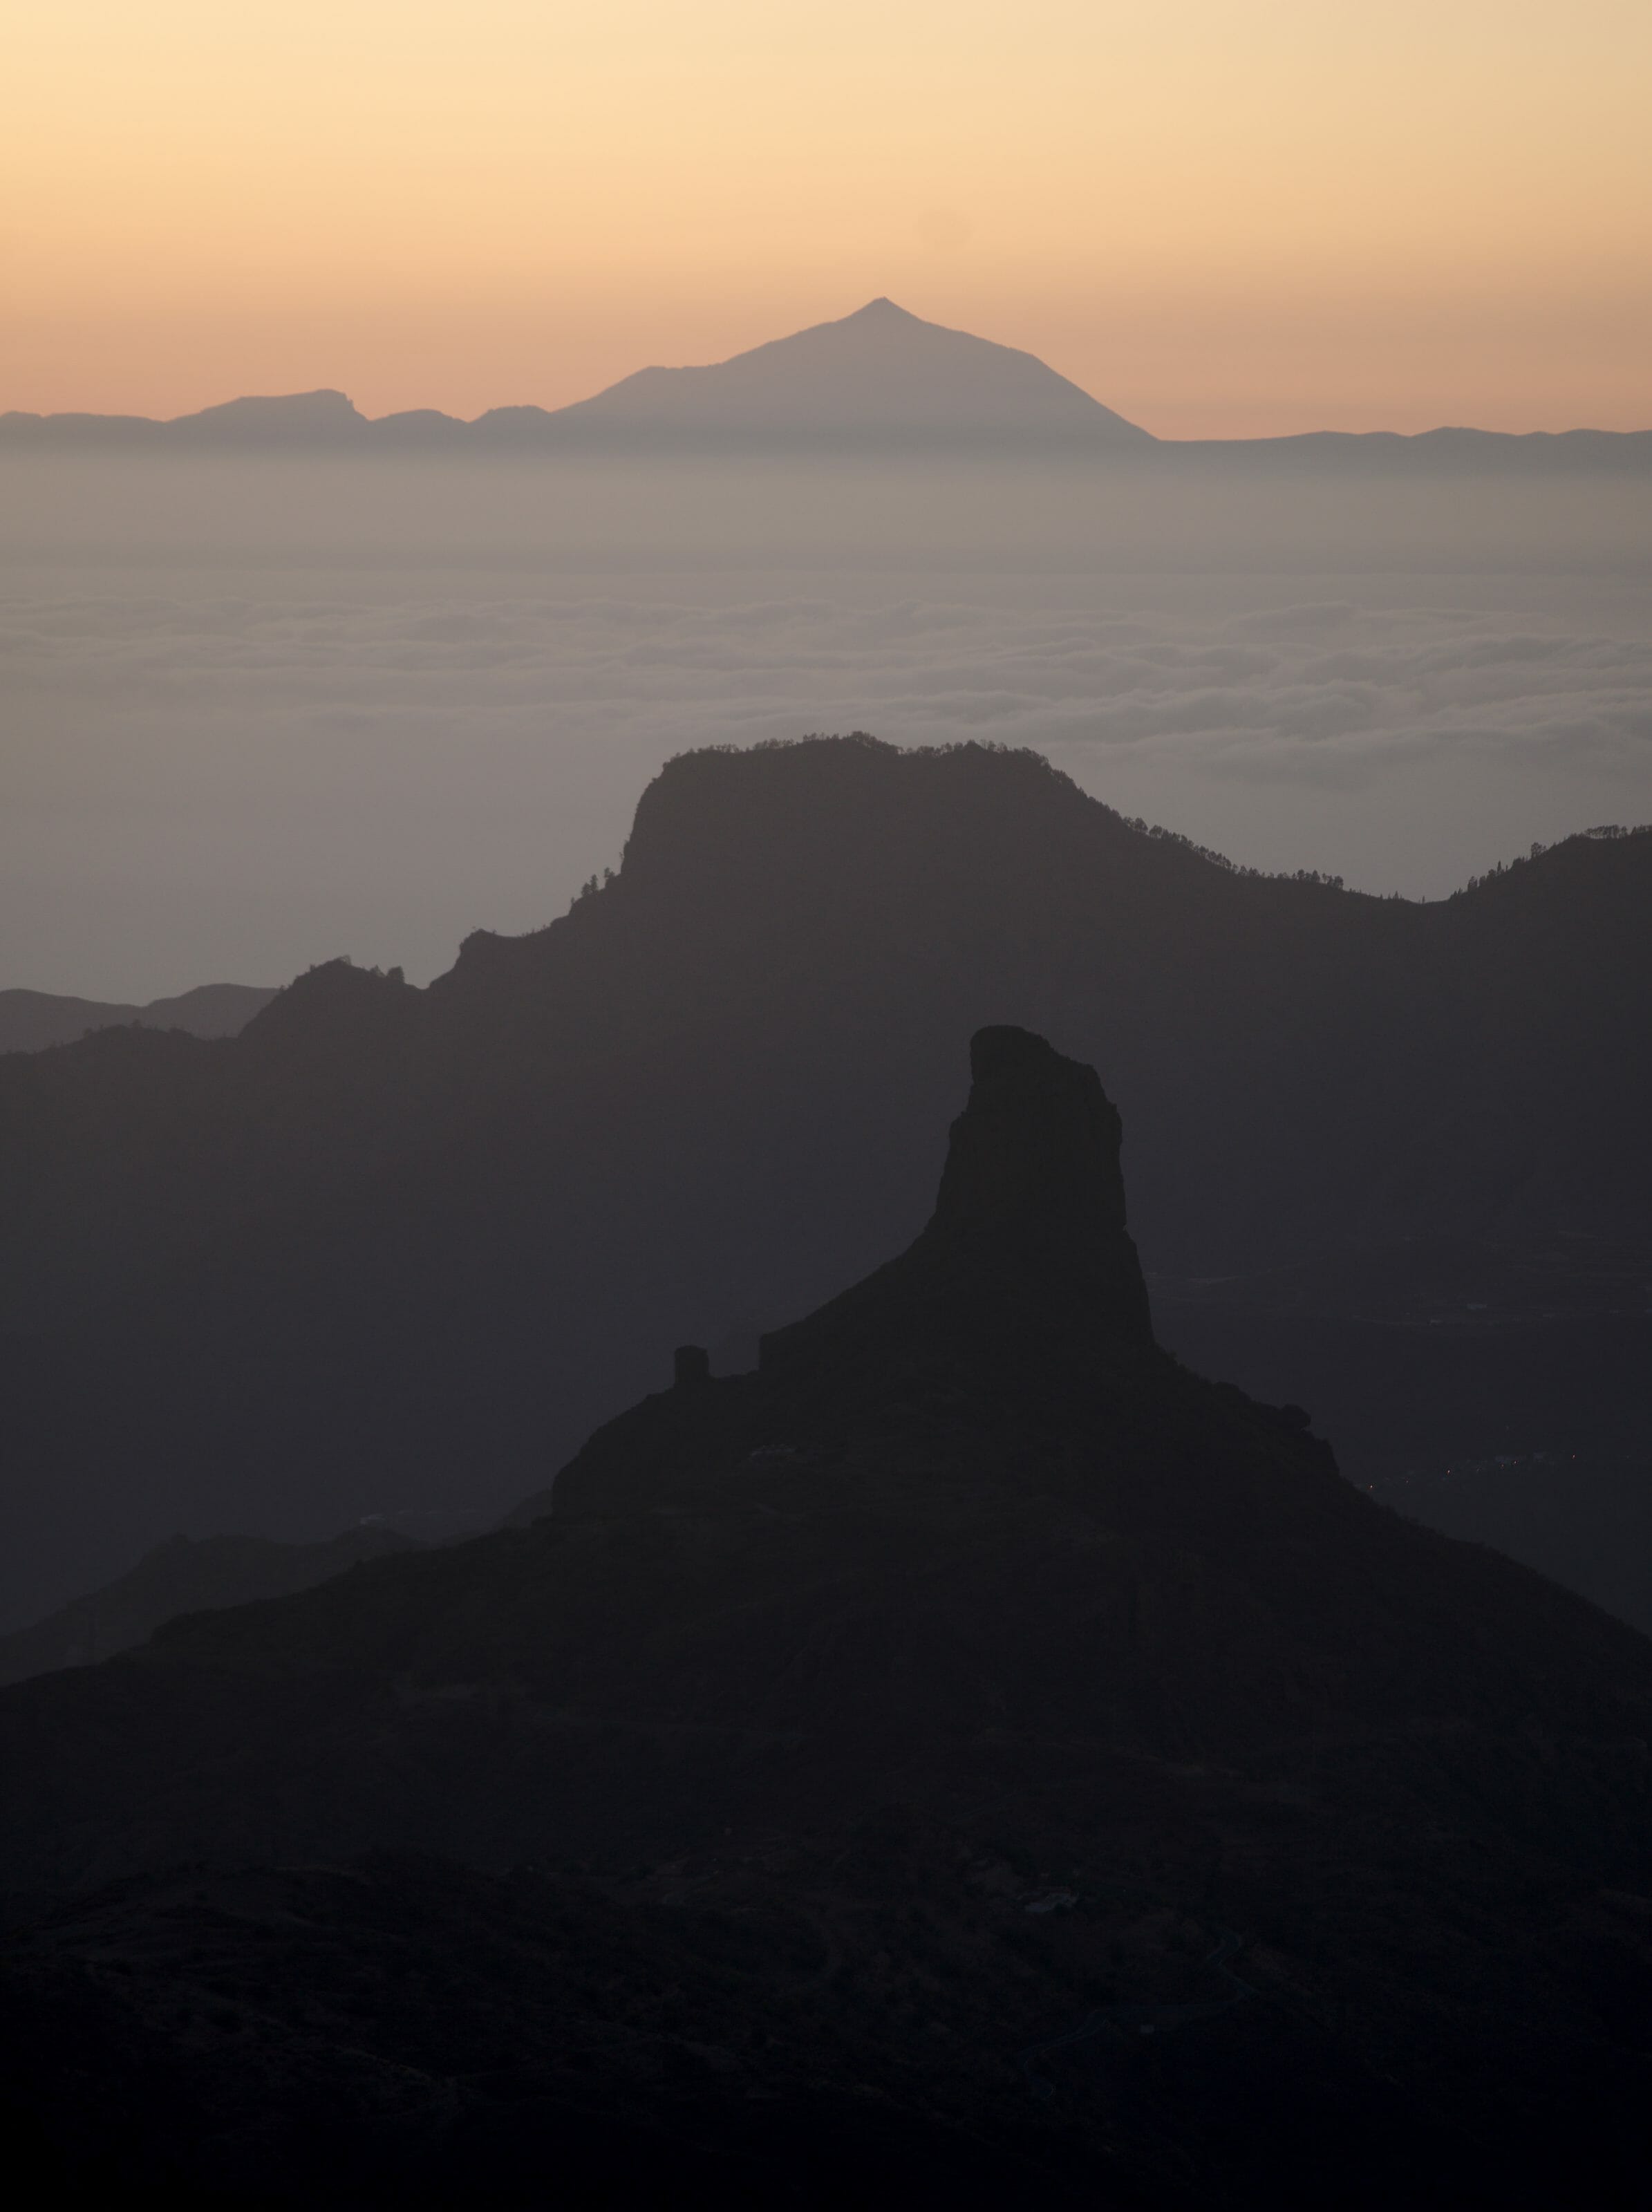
[3,454,1649,997]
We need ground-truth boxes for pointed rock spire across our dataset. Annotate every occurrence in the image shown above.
[756,1028,1154,1391]
[930,1028,1129,1237]
[542,1030,1161,1519]
[916,1026,1153,1335]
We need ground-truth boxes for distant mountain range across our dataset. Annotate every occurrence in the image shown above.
[1,738,1646,1634]
[4,299,1648,465]
[0,982,275,1057]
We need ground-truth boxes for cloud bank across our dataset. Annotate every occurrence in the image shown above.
[3,458,1649,997]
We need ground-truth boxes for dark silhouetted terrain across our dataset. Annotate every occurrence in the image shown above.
[0,738,1647,1629]
[0,982,274,1056]
[1,1031,1649,2207]
[0,1524,418,1686]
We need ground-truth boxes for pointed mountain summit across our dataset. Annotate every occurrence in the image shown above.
[3,1031,1652,2202]
[509,297,1152,451]
[903,1023,1152,1305]
[546,1024,1158,1515]
[14,305,1646,460]
[3,1031,1651,2203]
[800,1022,1152,1329]
[3,736,1651,1631]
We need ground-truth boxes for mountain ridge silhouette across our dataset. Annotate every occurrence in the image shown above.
[6,299,1649,459]
[0,982,274,1057]
[2,1026,1651,2206]
[0,738,1646,1629]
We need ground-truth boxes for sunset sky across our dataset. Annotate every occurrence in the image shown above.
[6,1,1649,437]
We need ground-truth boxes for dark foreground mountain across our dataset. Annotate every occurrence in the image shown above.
[0,1523,418,1686]
[0,980,274,1056]
[1,738,1648,1629]
[2,1030,1651,2208]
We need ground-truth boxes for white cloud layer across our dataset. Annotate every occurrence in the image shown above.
[3,456,1649,997]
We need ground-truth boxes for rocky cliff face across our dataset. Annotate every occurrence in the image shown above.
[1,737,1648,1634]
[927,1026,1138,1251]
[549,1027,1158,1521]
[2,1031,1651,2204]
[888,1022,1153,1328]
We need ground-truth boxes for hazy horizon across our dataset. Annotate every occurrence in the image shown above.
[6,8,1649,999]
[8,5,1649,437]
[17,292,1649,446]
[8,296,1651,447]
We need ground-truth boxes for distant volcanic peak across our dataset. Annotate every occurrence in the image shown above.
[549,298,1152,446]
[783,296,966,346]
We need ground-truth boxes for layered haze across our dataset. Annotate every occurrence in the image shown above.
[8,9,1652,2200]
[4,440,1650,998]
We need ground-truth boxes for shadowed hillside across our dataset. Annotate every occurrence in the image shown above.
[0,1523,418,1686]
[1,1031,1650,2207]
[0,738,1647,1624]
[0,981,274,1056]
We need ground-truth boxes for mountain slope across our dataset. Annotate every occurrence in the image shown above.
[511,296,1152,449]
[6,301,1646,462]
[0,1523,418,1686]
[0,740,1646,1625]
[0,981,274,1056]
[0,302,1151,456]
[1,1030,1650,2206]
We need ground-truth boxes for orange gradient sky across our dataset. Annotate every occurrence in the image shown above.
[4,1,1649,436]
